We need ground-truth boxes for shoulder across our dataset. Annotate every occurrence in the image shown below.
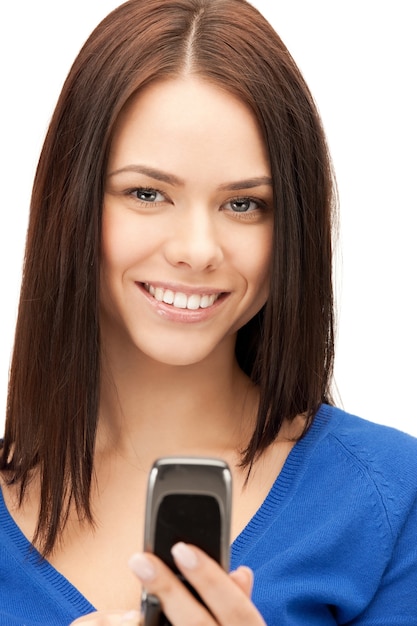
[247,408,417,624]
[321,404,417,474]
[310,405,417,537]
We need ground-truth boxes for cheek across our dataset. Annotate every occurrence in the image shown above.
[244,226,273,294]
[100,209,158,275]
[101,211,137,272]
[229,225,273,334]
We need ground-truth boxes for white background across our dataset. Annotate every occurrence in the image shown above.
[0,1,415,435]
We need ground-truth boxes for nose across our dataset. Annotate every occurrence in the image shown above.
[164,206,224,272]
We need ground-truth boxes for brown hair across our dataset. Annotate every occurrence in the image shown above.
[1,0,336,555]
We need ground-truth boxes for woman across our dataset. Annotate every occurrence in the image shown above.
[1,0,416,624]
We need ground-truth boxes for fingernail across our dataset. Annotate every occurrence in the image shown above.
[121,609,140,624]
[171,542,198,569]
[128,553,156,581]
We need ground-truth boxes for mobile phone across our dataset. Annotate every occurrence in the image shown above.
[141,456,232,626]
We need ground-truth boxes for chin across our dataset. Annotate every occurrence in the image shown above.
[143,349,214,368]
[134,334,233,369]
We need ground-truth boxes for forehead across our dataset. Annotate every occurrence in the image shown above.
[108,76,270,182]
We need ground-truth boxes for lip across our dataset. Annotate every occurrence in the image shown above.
[136,281,229,323]
[140,281,225,296]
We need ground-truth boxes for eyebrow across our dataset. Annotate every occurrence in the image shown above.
[108,164,272,190]
[218,176,273,191]
[108,164,183,185]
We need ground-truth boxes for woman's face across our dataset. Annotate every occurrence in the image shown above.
[101,76,273,366]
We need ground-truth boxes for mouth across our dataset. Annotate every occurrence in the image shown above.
[142,282,223,310]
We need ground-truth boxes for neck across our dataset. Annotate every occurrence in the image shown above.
[97,336,258,464]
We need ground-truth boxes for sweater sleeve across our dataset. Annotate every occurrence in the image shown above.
[347,486,417,625]
[232,407,417,626]
[334,415,417,625]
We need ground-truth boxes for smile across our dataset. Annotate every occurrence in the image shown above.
[143,283,221,310]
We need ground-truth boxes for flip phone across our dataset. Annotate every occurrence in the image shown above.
[142,456,232,626]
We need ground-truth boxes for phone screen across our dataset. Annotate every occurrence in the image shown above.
[154,493,222,572]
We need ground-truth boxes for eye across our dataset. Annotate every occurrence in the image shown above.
[224,197,266,213]
[130,187,166,203]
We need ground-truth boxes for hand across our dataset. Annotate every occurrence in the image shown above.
[70,610,140,625]
[129,542,266,625]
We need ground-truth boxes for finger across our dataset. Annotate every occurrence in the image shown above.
[129,552,216,626]
[171,543,265,625]
[229,566,254,597]
[120,610,142,625]
[70,613,123,626]
[70,610,141,625]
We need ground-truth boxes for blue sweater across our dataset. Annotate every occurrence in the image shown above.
[1,405,417,625]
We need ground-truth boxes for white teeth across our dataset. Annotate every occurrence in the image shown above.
[162,289,174,305]
[187,294,201,310]
[145,284,220,310]
[173,292,187,309]
[154,287,164,302]
[200,295,210,308]
[200,294,216,308]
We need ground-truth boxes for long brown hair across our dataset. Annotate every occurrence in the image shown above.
[1,0,336,555]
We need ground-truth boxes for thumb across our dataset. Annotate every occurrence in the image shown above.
[229,565,254,597]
